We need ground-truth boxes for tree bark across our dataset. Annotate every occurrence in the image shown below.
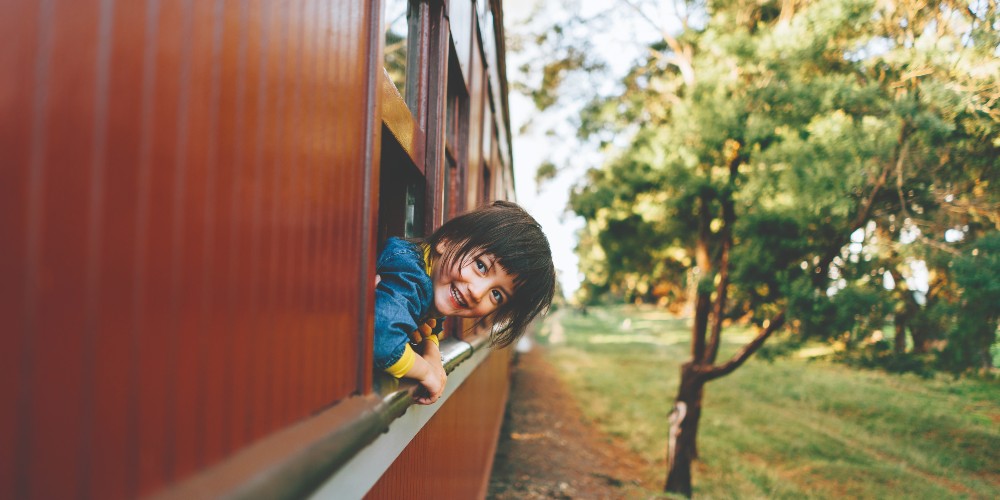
[910,324,933,354]
[706,163,737,365]
[664,363,705,497]
[691,192,713,361]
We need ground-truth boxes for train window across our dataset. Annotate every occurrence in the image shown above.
[449,0,472,85]
[444,49,469,220]
[384,0,420,109]
[378,127,426,243]
[482,97,493,175]
[404,180,424,237]
[442,151,455,222]
[445,92,457,153]
[482,164,491,204]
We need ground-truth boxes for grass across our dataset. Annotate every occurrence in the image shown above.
[537,305,1000,499]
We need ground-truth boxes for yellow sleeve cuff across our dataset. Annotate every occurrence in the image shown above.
[426,333,439,346]
[384,344,416,378]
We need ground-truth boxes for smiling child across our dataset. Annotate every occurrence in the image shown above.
[373,201,555,405]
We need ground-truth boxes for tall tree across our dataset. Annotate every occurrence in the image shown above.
[514,0,998,495]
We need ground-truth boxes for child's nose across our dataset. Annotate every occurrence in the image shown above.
[468,280,488,303]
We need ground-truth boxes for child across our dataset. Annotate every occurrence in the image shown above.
[374,201,556,405]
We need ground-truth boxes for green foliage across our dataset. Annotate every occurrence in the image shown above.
[533,160,558,189]
[938,232,1000,373]
[837,339,935,378]
[730,213,811,320]
[522,0,1000,372]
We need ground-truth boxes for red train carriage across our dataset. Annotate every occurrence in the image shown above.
[0,1,516,498]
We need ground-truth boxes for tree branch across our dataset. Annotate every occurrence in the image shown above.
[691,192,713,361]
[622,0,695,85]
[702,310,786,382]
[812,133,898,287]
[706,145,742,364]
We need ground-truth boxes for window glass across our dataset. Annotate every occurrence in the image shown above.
[404,180,424,237]
[384,0,411,99]
[446,92,457,149]
[482,100,492,164]
[476,0,488,27]
[444,152,457,220]
[449,0,472,84]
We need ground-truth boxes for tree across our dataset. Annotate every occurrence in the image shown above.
[513,0,998,495]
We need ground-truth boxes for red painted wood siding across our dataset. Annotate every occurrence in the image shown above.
[0,1,377,498]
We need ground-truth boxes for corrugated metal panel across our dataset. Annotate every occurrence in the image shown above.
[0,1,376,498]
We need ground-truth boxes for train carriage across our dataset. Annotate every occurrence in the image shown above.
[0,0,517,498]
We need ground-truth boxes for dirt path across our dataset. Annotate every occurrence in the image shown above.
[487,342,655,499]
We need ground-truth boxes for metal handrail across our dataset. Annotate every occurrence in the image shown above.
[154,334,492,500]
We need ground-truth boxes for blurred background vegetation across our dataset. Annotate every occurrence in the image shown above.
[535,306,999,498]
[511,0,999,376]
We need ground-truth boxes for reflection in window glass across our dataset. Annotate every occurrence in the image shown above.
[404,180,424,237]
[384,0,410,98]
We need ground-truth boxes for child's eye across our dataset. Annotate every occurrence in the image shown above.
[475,259,488,273]
[491,289,504,303]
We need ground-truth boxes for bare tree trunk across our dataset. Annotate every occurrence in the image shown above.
[665,189,716,497]
[660,123,894,498]
[663,312,786,497]
[665,363,704,497]
[691,192,713,361]
[910,324,932,354]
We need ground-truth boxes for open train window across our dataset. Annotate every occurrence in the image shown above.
[379,0,428,246]
[378,130,425,242]
[384,0,422,110]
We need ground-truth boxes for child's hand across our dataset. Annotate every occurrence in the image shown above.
[414,371,444,405]
[413,340,447,405]
[408,318,437,344]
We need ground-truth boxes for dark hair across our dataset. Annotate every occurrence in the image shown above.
[425,200,555,348]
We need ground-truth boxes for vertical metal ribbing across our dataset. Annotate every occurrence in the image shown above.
[18,0,56,497]
[79,0,116,495]
[358,0,385,396]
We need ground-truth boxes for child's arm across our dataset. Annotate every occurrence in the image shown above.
[374,238,446,403]
[403,339,447,405]
[384,323,447,405]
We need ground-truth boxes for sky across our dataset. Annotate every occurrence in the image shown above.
[502,0,942,303]
[503,0,666,299]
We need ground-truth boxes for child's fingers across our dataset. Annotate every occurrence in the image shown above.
[408,329,422,343]
[417,322,433,337]
[410,319,436,344]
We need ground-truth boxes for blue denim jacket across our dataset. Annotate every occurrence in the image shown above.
[373,237,444,370]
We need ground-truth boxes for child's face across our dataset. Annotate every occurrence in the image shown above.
[431,242,516,319]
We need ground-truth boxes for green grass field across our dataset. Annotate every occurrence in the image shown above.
[537,305,1000,499]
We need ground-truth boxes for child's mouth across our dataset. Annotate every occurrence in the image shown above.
[451,284,468,308]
